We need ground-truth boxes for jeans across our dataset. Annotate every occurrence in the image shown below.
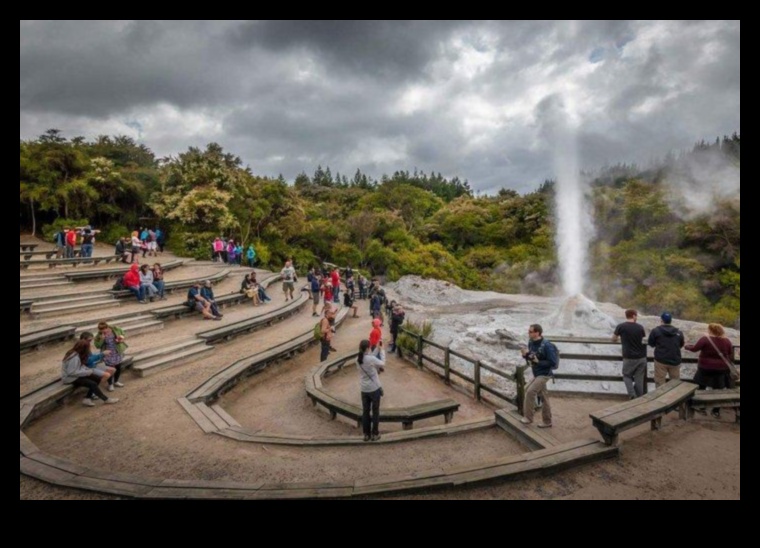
[141,283,158,299]
[65,244,75,258]
[153,280,165,298]
[248,257,255,267]
[81,243,93,257]
[127,286,144,301]
[361,388,382,436]
[333,286,340,303]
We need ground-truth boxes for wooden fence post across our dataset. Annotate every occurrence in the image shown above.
[416,334,423,368]
[515,365,527,415]
[444,345,451,385]
[474,360,482,401]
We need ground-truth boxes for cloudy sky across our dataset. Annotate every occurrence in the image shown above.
[20,20,740,194]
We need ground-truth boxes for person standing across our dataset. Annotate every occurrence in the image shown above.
[54,227,67,258]
[319,308,333,362]
[65,227,77,258]
[520,324,556,428]
[94,322,128,393]
[685,323,736,418]
[281,260,297,301]
[357,339,385,441]
[330,268,341,304]
[389,302,406,352]
[309,271,321,317]
[648,312,685,387]
[369,318,383,351]
[246,244,256,268]
[612,309,647,399]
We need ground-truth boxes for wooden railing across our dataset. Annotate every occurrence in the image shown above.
[397,328,741,414]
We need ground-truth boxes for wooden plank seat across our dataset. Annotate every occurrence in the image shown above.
[589,380,698,446]
[110,267,230,300]
[20,249,81,260]
[688,388,740,424]
[20,326,77,353]
[20,243,38,251]
[20,357,134,424]
[65,259,184,282]
[20,299,34,313]
[305,358,459,430]
[197,292,308,343]
[19,255,120,270]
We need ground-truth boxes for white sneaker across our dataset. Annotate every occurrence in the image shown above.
[107,384,115,392]
[81,398,95,407]
[104,398,120,404]
[114,382,125,388]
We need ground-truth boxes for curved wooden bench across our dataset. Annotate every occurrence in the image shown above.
[20,243,38,251]
[21,249,81,260]
[65,259,184,282]
[590,380,697,445]
[688,388,740,424]
[20,256,120,270]
[305,356,460,430]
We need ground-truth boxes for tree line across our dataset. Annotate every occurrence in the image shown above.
[19,130,740,326]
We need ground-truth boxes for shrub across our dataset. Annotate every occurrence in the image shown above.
[396,319,434,356]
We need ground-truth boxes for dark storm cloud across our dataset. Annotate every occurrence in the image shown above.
[20,20,740,194]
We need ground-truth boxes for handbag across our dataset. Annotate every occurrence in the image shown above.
[706,336,740,382]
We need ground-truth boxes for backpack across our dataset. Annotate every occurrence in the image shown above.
[540,340,560,370]
[112,275,125,291]
[313,321,323,341]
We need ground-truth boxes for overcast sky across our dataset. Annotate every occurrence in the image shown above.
[20,20,740,194]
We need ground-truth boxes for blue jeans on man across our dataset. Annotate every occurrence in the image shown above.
[81,243,93,257]
[127,285,145,302]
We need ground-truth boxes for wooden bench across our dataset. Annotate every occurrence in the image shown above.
[20,299,34,313]
[65,259,184,282]
[688,388,740,424]
[305,357,460,430]
[589,380,697,445]
[110,267,231,300]
[20,326,77,353]
[20,249,80,260]
[19,255,120,270]
[20,357,134,424]
[197,291,307,343]
[20,243,38,251]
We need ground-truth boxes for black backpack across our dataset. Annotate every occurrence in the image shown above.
[112,275,125,291]
[539,340,560,370]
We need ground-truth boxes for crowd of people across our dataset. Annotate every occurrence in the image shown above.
[211,237,257,267]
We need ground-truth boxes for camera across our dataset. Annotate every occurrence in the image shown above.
[526,352,538,363]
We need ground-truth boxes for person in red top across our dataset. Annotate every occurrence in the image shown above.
[685,323,736,418]
[330,268,341,303]
[65,227,77,258]
[123,263,145,303]
[369,318,383,351]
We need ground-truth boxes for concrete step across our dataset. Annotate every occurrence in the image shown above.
[131,339,208,363]
[29,293,113,307]
[20,280,74,290]
[76,316,165,338]
[19,275,67,283]
[132,344,214,377]
[30,299,120,318]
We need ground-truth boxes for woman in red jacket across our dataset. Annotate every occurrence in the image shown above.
[123,263,145,303]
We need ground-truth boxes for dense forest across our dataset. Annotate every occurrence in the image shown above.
[20,129,740,326]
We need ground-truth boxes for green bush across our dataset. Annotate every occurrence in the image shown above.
[41,218,88,242]
[99,223,131,246]
[396,319,434,355]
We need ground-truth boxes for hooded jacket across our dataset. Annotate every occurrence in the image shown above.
[123,264,141,289]
[648,324,685,365]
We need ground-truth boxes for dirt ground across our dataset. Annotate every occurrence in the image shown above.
[19,241,740,499]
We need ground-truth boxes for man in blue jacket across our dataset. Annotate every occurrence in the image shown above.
[520,323,557,428]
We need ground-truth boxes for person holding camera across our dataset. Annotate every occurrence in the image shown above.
[520,323,557,428]
[357,338,386,441]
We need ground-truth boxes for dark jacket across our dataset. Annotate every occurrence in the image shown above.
[526,337,558,378]
[685,336,733,371]
[647,325,685,365]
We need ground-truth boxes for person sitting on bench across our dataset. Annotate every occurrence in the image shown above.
[187,281,219,320]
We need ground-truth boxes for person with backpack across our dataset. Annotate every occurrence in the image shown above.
[54,228,67,258]
[520,323,557,428]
